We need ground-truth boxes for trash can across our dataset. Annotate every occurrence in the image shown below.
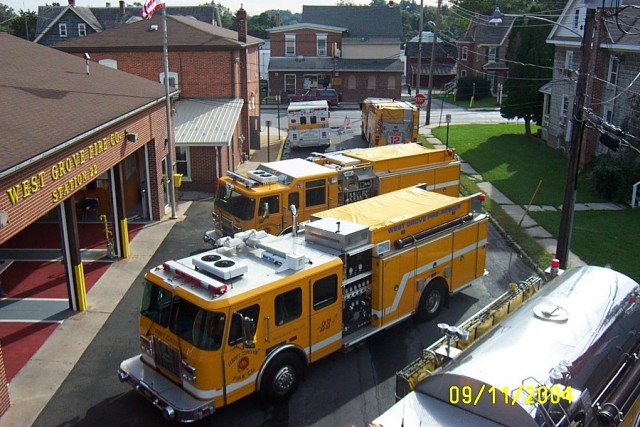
[174,173,183,188]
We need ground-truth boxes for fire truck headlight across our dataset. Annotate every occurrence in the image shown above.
[140,336,153,356]
[181,360,197,384]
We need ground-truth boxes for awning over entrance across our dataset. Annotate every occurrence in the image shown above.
[174,98,244,147]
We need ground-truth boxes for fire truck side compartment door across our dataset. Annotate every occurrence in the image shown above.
[378,248,417,326]
[450,222,484,292]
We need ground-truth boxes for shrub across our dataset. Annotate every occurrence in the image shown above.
[589,152,640,203]
[456,77,491,101]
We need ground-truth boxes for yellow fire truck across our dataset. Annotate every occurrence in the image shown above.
[210,143,460,238]
[118,185,489,421]
[361,97,420,147]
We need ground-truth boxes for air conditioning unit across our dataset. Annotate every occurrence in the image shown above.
[193,253,248,280]
[247,170,278,184]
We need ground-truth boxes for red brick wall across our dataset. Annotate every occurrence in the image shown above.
[0,104,168,244]
[0,344,9,417]
[270,29,341,57]
[73,51,236,98]
[67,47,260,187]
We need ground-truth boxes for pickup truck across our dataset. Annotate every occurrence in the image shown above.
[288,88,340,108]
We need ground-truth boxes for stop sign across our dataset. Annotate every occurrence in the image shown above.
[415,93,426,105]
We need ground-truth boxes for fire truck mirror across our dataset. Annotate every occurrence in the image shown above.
[259,202,270,222]
[241,314,256,349]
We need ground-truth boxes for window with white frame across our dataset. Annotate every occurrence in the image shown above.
[604,106,613,124]
[284,74,296,94]
[175,146,190,180]
[78,23,86,37]
[387,76,395,89]
[608,56,619,85]
[368,75,376,90]
[564,50,573,70]
[98,59,118,69]
[461,46,468,60]
[461,69,467,78]
[317,34,327,56]
[347,75,356,89]
[59,23,67,38]
[246,51,251,82]
[488,47,497,62]
[159,71,179,89]
[285,34,296,56]
[561,95,570,118]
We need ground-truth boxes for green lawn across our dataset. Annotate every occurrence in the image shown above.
[427,123,638,282]
[530,209,640,281]
[440,95,499,109]
[432,124,605,206]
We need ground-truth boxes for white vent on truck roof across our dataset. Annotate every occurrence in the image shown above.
[193,253,248,280]
[247,170,278,184]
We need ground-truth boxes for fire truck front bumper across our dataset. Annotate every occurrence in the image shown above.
[118,355,215,422]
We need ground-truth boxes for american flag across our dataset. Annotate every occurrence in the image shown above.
[142,0,165,20]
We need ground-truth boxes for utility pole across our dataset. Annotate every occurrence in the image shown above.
[426,0,441,126]
[555,7,596,269]
[416,0,424,95]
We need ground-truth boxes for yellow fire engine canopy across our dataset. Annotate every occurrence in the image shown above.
[312,186,473,244]
[342,144,456,172]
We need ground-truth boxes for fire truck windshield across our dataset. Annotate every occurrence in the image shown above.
[214,185,255,221]
[141,281,225,351]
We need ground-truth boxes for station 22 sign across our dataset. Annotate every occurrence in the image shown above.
[5,131,122,206]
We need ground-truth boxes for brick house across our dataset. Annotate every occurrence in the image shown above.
[55,10,263,193]
[456,11,516,96]
[542,0,640,166]
[405,31,458,90]
[267,5,404,103]
[35,0,218,46]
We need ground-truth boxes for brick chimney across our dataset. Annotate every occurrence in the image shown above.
[236,7,247,42]
[68,0,75,6]
[275,12,281,27]
[119,0,125,15]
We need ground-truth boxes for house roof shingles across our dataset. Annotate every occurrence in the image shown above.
[302,5,403,39]
[35,4,217,42]
[0,33,171,175]
[54,14,263,51]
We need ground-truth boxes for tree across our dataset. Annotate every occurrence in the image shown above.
[215,3,236,30]
[248,11,274,39]
[500,15,554,137]
[0,3,16,33]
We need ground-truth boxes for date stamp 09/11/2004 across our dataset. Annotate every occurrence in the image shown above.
[449,384,574,406]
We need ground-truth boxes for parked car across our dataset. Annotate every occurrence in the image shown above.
[288,88,340,108]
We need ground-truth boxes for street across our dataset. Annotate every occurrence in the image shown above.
[261,100,512,159]
[33,199,534,427]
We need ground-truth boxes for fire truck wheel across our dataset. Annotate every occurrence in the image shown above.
[259,352,304,403]
[417,281,447,321]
